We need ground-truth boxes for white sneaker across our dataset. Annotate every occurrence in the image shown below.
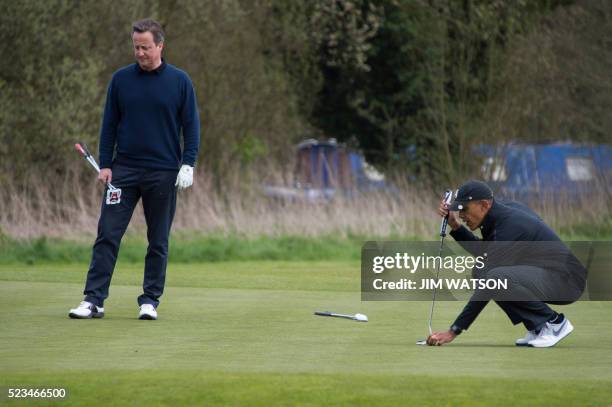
[69,301,104,319]
[515,330,538,346]
[528,317,574,348]
[139,304,157,320]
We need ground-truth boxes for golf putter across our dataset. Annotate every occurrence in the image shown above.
[314,311,368,322]
[417,189,454,346]
[75,143,122,205]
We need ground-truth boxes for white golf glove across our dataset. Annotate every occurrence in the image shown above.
[175,165,194,190]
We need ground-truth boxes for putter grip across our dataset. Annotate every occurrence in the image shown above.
[82,143,93,157]
[439,189,453,237]
[314,311,332,317]
[75,143,85,156]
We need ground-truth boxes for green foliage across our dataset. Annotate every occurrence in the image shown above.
[558,216,612,241]
[0,1,105,183]
[482,0,612,145]
[0,234,364,264]
[308,0,577,183]
[0,0,607,189]
[0,0,304,185]
[1,223,608,265]
[233,133,267,166]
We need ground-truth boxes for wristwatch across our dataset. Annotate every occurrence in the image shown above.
[450,325,463,335]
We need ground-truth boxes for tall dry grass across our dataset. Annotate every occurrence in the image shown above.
[0,168,609,241]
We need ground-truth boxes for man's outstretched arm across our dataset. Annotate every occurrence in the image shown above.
[427,300,489,345]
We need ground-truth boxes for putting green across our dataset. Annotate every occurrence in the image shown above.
[1,262,611,406]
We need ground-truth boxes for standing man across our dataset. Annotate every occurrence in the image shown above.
[426,180,586,347]
[69,19,200,320]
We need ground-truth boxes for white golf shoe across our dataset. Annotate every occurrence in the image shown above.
[69,301,104,319]
[515,330,538,346]
[528,317,574,348]
[138,304,157,320]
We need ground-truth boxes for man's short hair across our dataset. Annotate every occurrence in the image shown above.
[132,19,165,44]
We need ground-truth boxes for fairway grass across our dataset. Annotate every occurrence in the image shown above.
[1,262,611,406]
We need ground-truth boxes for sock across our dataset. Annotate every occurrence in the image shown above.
[548,313,564,324]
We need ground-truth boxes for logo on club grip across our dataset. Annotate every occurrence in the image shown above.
[106,188,122,205]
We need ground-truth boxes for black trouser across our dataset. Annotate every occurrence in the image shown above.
[83,164,178,308]
[495,301,556,332]
[477,266,583,331]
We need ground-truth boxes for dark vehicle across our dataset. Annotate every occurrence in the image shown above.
[264,139,387,201]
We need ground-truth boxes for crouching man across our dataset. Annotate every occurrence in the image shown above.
[427,180,586,347]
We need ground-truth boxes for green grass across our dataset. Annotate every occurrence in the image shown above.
[1,225,609,265]
[558,220,612,241]
[0,235,367,265]
[1,261,612,406]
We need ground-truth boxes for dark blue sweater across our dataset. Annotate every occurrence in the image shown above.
[99,61,200,170]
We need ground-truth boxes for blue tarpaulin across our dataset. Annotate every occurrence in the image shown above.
[478,143,611,200]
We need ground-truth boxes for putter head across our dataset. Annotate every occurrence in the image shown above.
[416,339,427,346]
[353,313,368,322]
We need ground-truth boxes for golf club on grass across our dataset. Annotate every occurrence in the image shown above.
[314,311,368,322]
[416,189,454,346]
[75,143,122,205]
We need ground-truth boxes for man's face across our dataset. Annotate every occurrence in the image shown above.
[458,200,490,230]
[132,31,163,71]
